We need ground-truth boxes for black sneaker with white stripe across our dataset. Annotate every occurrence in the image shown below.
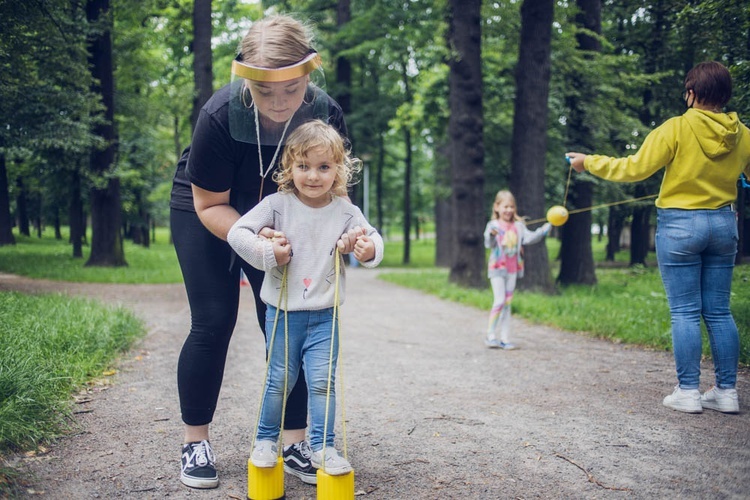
[181,440,219,489]
[283,441,317,484]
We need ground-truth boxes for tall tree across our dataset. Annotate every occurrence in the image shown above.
[447,0,485,287]
[509,0,554,292]
[86,0,126,266]
[628,0,673,266]
[557,0,600,286]
[191,0,213,131]
[0,155,12,245]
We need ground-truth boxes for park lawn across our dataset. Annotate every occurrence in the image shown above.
[0,228,182,284]
[0,292,143,473]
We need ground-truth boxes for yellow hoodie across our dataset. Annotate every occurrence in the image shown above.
[584,108,750,209]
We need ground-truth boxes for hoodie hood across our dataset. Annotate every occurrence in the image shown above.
[684,108,741,158]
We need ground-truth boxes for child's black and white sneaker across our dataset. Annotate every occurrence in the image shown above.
[283,441,318,484]
[180,440,219,489]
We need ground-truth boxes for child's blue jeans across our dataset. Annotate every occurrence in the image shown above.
[257,306,340,451]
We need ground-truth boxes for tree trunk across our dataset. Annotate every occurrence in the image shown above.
[737,180,746,263]
[435,142,452,267]
[191,0,213,132]
[605,206,626,261]
[174,115,182,162]
[34,193,42,238]
[447,0,485,288]
[402,126,412,264]
[510,0,554,292]
[86,0,126,267]
[336,0,352,115]
[435,198,452,266]
[0,153,15,246]
[376,133,385,232]
[69,170,84,258]
[54,210,62,240]
[628,1,669,266]
[16,176,29,237]
[630,185,652,266]
[557,0,601,286]
[558,182,597,284]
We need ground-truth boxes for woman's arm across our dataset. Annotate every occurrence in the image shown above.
[191,185,240,241]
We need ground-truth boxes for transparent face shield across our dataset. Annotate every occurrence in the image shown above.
[228,51,330,146]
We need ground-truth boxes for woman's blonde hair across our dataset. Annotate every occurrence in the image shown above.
[274,120,361,197]
[492,190,521,221]
[239,15,314,68]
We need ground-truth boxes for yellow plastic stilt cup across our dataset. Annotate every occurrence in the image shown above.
[546,205,569,226]
[316,469,355,499]
[247,457,284,500]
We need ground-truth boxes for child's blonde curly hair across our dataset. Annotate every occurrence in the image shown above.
[274,120,361,197]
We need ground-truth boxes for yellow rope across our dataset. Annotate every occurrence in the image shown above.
[524,162,659,226]
[250,265,289,458]
[322,248,345,472]
[563,162,574,209]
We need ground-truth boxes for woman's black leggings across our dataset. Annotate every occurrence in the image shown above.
[171,208,308,428]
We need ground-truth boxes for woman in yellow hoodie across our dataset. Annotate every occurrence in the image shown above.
[567,61,750,415]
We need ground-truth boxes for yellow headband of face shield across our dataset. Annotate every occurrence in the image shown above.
[231,52,322,82]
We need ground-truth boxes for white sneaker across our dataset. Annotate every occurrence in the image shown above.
[251,439,278,468]
[663,386,702,413]
[701,387,739,414]
[310,447,352,475]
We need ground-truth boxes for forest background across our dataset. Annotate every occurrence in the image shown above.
[1,0,749,291]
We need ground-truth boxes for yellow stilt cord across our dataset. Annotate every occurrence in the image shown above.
[317,248,355,499]
[248,267,289,500]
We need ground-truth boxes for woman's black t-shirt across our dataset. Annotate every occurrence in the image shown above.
[170,83,347,216]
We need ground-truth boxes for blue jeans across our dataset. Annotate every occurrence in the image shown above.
[656,207,739,390]
[257,306,339,451]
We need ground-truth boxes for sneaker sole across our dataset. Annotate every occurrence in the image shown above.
[663,401,702,413]
[180,473,219,489]
[310,460,352,476]
[251,458,279,468]
[316,466,352,476]
[701,401,739,414]
[284,464,318,484]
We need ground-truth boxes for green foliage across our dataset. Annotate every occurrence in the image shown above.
[0,291,143,452]
[0,1,98,153]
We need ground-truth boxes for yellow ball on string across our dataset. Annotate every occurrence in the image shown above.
[546,205,569,226]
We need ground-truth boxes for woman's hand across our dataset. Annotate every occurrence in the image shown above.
[337,226,365,254]
[565,152,587,173]
[258,227,276,239]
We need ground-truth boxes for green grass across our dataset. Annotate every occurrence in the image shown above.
[0,229,148,494]
[0,227,182,283]
[0,292,143,452]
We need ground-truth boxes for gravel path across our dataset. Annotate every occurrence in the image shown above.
[2,270,748,499]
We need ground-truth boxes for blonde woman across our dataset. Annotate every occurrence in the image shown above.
[169,15,353,488]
